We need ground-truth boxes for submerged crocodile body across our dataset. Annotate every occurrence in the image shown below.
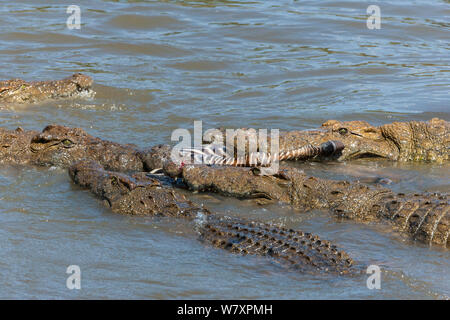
[177,165,449,247]
[69,160,355,274]
[1,123,448,249]
[0,73,93,104]
[205,118,449,163]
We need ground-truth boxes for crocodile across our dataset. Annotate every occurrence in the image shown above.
[68,160,355,274]
[176,164,449,248]
[0,124,341,175]
[204,118,449,163]
[0,73,94,104]
[1,119,447,173]
[1,123,447,248]
[0,124,145,171]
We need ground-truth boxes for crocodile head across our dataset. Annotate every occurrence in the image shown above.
[0,127,38,164]
[205,121,403,162]
[61,73,93,97]
[29,125,98,167]
[45,73,93,100]
[316,120,398,160]
[29,125,145,170]
[314,118,449,162]
[273,120,396,161]
[69,160,209,217]
[69,73,93,91]
[0,73,94,104]
[279,118,449,162]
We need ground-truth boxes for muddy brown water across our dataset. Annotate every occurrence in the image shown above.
[0,0,449,299]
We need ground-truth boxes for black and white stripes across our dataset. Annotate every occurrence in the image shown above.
[177,140,344,167]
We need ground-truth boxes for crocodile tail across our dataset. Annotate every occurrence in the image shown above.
[381,193,449,247]
[198,216,355,274]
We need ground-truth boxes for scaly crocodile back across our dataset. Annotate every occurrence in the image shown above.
[69,160,358,274]
[198,215,355,275]
[381,192,449,247]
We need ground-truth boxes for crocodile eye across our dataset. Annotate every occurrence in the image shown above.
[61,139,74,147]
[338,128,348,135]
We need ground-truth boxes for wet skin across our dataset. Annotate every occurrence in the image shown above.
[1,119,447,174]
[178,164,449,248]
[0,124,145,171]
[205,118,449,163]
[68,160,355,275]
[1,122,448,249]
[0,73,93,104]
